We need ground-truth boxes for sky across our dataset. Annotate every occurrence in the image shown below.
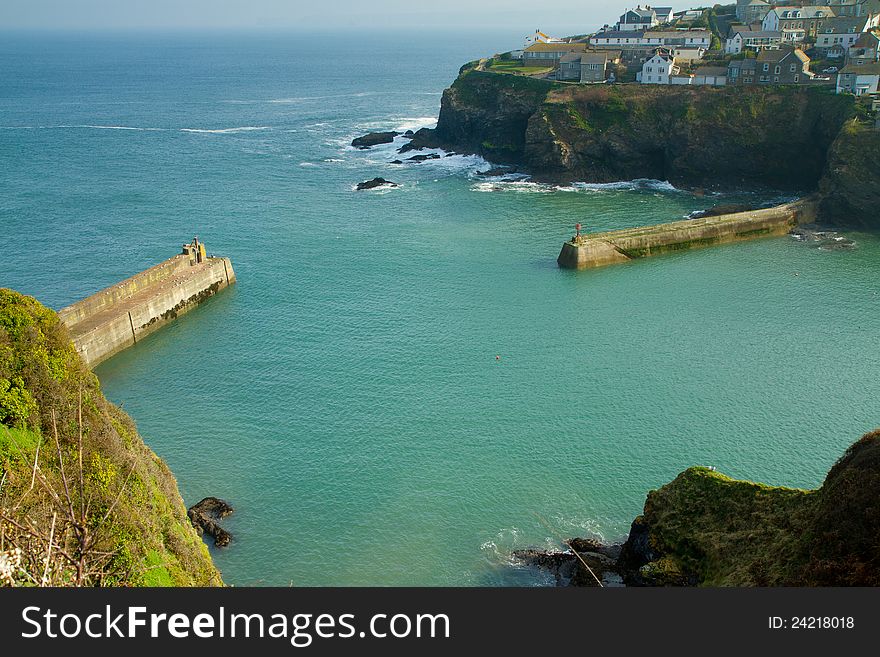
[0,0,618,33]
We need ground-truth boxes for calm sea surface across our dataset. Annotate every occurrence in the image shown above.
[2,31,878,585]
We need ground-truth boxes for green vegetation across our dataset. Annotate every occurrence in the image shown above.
[487,59,554,76]
[0,288,221,587]
[627,430,880,586]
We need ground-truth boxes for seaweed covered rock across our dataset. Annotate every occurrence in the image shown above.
[0,288,222,587]
[617,430,880,586]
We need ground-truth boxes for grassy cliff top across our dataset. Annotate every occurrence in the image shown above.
[0,288,221,587]
[627,430,880,586]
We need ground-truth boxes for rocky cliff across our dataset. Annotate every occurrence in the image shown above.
[416,68,876,227]
[616,430,880,586]
[0,289,222,586]
[518,429,880,586]
[818,120,880,229]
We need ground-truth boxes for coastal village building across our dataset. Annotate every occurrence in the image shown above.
[815,16,880,55]
[636,50,680,83]
[736,0,771,23]
[693,65,729,85]
[836,61,880,92]
[556,50,622,82]
[756,47,812,83]
[727,57,760,83]
[727,47,812,84]
[616,6,661,30]
[590,29,711,49]
[846,30,880,62]
[827,0,880,16]
[762,6,838,38]
[725,29,784,53]
[522,41,590,66]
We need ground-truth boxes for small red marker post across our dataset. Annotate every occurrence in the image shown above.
[575,223,582,240]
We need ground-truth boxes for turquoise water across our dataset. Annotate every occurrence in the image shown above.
[2,32,879,586]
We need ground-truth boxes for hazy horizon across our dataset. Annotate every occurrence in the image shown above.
[1,0,620,34]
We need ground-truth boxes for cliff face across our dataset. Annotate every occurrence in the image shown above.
[0,289,222,587]
[818,121,880,229]
[435,71,854,188]
[428,70,876,226]
[617,430,880,586]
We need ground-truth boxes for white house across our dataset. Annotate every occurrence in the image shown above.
[725,30,783,53]
[816,16,880,54]
[591,29,711,49]
[762,6,837,34]
[836,62,880,93]
[653,6,675,23]
[617,6,659,31]
[637,50,679,83]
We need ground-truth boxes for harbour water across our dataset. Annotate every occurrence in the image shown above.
[2,30,878,585]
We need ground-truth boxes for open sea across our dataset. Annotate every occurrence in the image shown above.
[1,30,878,586]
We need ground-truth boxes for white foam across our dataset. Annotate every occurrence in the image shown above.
[472,177,682,194]
[179,126,271,134]
[58,124,166,131]
[392,116,438,132]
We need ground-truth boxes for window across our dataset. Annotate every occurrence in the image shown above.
[775,65,781,74]
[794,74,799,82]
[790,64,797,72]
[774,76,779,82]
[763,63,770,71]
[745,77,753,83]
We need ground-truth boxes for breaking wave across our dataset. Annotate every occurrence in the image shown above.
[179,126,271,134]
[472,178,681,194]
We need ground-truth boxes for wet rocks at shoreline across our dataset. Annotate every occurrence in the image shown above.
[356,177,398,190]
[512,539,624,587]
[351,131,400,149]
[790,225,856,250]
[188,497,234,548]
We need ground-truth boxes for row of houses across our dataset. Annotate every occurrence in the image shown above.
[638,46,813,85]
[724,14,879,56]
[736,0,880,23]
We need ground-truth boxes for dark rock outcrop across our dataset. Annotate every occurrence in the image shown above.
[411,67,877,227]
[351,131,399,149]
[523,430,880,587]
[818,122,880,230]
[397,127,441,154]
[356,177,398,190]
[407,153,441,162]
[188,497,234,548]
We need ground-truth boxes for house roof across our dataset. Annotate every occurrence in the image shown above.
[695,66,729,76]
[736,30,784,39]
[647,30,712,39]
[582,53,613,64]
[818,17,870,34]
[840,62,880,74]
[771,6,836,18]
[728,59,759,71]
[591,30,645,39]
[524,42,589,52]
[852,31,880,48]
[758,47,810,63]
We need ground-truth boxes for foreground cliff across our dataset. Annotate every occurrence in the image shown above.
[0,289,222,586]
[519,430,880,586]
[413,67,876,227]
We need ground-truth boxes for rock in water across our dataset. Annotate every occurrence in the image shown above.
[351,131,399,149]
[356,177,398,190]
[188,497,234,548]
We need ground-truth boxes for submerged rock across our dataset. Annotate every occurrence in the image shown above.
[512,539,623,587]
[188,497,234,548]
[356,177,398,190]
[406,153,441,162]
[351,131,399,149]
[790,225,856,250]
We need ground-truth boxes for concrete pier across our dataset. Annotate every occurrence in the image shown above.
[59,241,235,367]
[558,197,818,270]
